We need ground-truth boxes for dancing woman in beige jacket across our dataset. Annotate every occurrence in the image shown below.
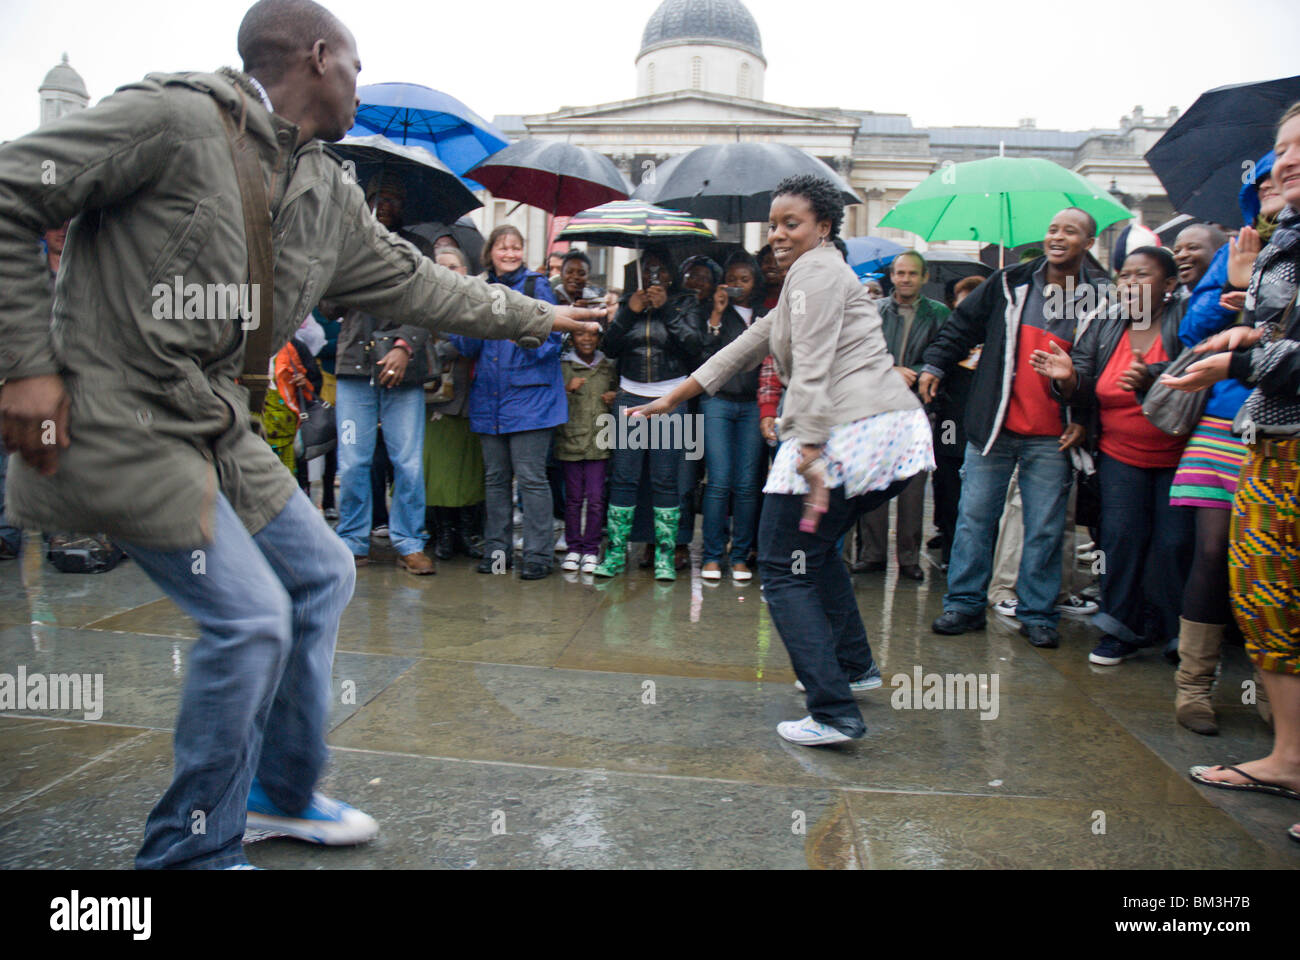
[633,175,934,746]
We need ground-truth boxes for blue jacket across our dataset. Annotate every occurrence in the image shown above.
[448,268,566,435]
[1178,245,1249,420]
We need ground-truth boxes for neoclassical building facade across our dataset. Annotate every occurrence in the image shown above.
[485,0,1177,283]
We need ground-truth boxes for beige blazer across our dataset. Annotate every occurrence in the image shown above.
[693,244,919,444]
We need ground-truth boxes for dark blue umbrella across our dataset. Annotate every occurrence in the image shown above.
[844,236,906,278]
[349,82,509,185]
[1145,74,1300,226]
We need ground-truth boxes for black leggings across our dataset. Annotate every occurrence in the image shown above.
[1181,506,1232,625]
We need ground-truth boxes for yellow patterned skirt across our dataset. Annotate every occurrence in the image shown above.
[1229,436,1300,675]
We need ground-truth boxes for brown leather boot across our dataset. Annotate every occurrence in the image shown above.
[1175,618,1223,735]
[398,551,436,576]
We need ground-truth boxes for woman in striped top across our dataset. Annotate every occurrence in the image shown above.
[1163,102,1300,840]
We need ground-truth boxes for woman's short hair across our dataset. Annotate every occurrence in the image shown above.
[722,251,766,303]
[485,224,525,260]
[771,174,846,239]
[1278,101,1300,131]
[561,249,591,270]
[1124,245,1178,281]
[953,275,984,300]
[434,246,470,271]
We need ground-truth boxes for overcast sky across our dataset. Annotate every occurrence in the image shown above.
[3,0,1297,143]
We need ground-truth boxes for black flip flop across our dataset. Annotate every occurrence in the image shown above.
[1189,764,1300,801]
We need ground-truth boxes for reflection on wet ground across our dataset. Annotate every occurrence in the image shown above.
[0,527,1295,869]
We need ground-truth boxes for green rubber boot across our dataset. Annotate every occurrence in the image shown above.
[593,504,635,578]
[653,506,681,582]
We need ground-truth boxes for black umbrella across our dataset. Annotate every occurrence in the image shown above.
[407,217,486,274]
[466,138,630,217]
[633,143,859,223]
[1145,75,1300,226]
[330,134,482,225]
[880,252,992,305]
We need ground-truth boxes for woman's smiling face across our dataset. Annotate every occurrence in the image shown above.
[767,194,828,268]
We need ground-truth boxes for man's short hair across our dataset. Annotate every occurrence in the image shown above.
[891,250,928,275]
[1060,206,1098,238]
[238,0,347,84]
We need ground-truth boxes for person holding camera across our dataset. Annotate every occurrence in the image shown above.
[698,252,767,582]
[333,175,435,575]
[595,247,706,581]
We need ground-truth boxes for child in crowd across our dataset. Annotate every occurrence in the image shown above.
[556,327,617,573]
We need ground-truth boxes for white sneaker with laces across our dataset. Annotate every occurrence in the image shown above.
[992,598,1018,618]
[777,716,852,746]
[1057,593,1099,616]
[580,554,599,574]
[561,552,581,571]
[795,673,882,694]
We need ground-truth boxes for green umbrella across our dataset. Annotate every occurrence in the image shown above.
[878,157,1131,266]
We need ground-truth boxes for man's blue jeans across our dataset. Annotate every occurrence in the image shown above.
[758,478,910,737]
[335,377,427,557]
[120,490,355,869]
[701,396,763,565]
[944,433,1071,627]
[0,448,21,554]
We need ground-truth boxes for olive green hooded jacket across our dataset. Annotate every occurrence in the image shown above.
[0,68,553,550]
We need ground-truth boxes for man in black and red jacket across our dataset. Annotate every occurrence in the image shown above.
[918,208,1111,649]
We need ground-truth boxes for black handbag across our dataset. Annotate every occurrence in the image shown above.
[1141,349,1208,437]
[296,389,337,461]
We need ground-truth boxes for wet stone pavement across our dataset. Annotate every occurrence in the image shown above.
[0,518,1296,870]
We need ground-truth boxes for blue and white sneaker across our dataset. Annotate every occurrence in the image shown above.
[777,716,852,746]
[1088,637,1142,666]
[794,664,883,694]
[245,780,379,846]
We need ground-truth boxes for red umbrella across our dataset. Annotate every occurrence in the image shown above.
[467,138,631,217]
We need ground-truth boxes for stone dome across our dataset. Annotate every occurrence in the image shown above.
[639,0,765,64]
[40,54,88,98]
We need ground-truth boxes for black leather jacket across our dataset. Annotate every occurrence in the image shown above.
[699,301,767,401]
[603,293,706,385]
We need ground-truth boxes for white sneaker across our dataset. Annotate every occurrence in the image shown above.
[992,598,1018,618]
[580,554,599,574]
[777,716,852,746]
[1057,593,1099,617]
[561,551,581,571]
[371,525,389,540]
[795,670,883,694]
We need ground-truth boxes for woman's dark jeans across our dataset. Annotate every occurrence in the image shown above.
[758,476,911,737]
[1094,453,1193,646]
[608,391,684,510]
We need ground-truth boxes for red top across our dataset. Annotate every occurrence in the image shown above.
[1005,327,1072,436]
[1096,329,1184,469]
